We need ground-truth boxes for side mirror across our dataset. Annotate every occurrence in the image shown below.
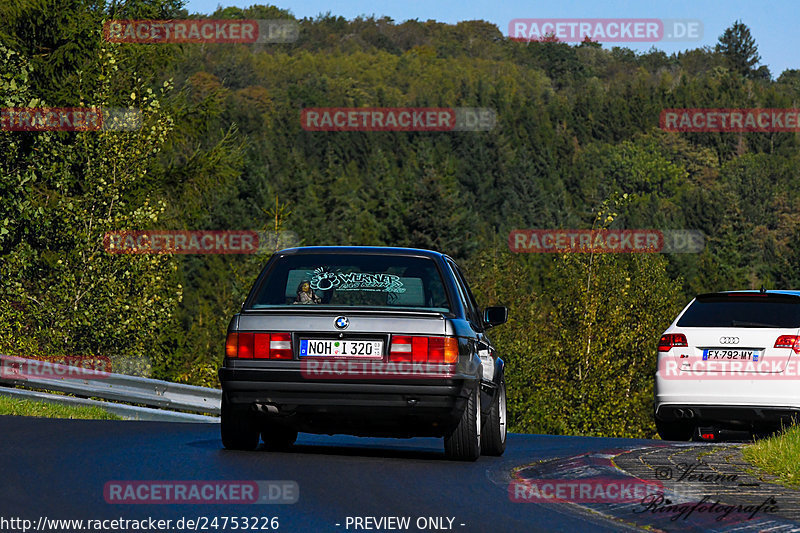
[483,306,508,328]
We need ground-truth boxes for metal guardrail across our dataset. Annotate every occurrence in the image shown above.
[0,354,221,421]
[0,387,219,422]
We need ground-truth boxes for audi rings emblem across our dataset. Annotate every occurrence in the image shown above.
[719,336,739,344]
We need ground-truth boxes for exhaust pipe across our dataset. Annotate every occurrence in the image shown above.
[684,409,695,419]
[675,408,685,418]
[255,403,280,414]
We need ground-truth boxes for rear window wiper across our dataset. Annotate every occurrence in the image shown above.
[731,320,782,328]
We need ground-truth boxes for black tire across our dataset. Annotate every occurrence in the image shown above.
[481,379,507,456]
[261,426,298,450]
[444,385,481,461]
[656,419,693,441]
[220,395,259,451]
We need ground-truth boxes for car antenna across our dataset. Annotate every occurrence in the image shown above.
[760,284,767,294]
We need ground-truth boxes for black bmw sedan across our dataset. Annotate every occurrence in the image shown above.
[219,246,508,461]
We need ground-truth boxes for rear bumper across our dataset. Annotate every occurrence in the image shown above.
[654,369,800,425]
[219,365,477,437]
[655,404,800,425]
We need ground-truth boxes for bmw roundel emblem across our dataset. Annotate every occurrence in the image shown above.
[334,316,349,329]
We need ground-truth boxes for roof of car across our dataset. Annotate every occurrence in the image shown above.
[274,246,447,259]
[701,290,800,298]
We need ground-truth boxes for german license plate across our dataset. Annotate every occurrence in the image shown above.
[702,349,758,361]
[299,339,383,358]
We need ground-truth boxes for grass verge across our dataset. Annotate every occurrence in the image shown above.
[0,395,121,420]
[743,425,800,486]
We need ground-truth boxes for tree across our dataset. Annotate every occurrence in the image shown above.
[715,20,762,78]
[0,43,181,375]
[528,200,683,437]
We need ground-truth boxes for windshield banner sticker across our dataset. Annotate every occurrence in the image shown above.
[309,268,406,293]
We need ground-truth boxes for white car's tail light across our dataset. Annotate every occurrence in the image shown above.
[774,335,800,354]
[658,333,688,352]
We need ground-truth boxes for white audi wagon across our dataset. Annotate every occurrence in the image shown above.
[654,289,800,441]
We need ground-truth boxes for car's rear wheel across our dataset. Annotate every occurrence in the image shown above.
[655,419,693,441]
[261,426,298,450]
[444,385,481,461]
[481,379,506,456]
[221,395,259,451]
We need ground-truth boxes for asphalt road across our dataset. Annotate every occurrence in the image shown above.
[42,416,793,533]
[0,416,698,532]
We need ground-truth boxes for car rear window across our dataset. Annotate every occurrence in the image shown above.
[677,294,800,328]
[249,253,451,312]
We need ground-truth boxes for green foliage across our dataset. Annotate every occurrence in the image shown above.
[3,3,800,438]
[744,425,800,486]
[0,395,122,420]
[466,204,683,439]
[531,248,681,438]
[0,41,181,373]
[715,20,763,79]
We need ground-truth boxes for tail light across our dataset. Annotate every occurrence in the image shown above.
[389,336,458,363]
[268,333,293,359]
[226,332,293,360]
[225,333,239,357]
[658,333,687,352]
[774,335,800,354]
